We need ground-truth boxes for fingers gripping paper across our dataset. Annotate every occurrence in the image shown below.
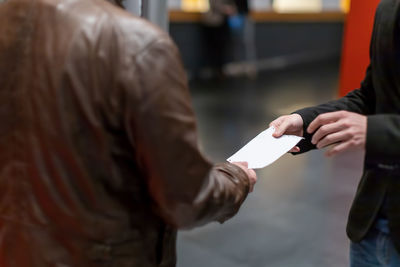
[227,127,303,169]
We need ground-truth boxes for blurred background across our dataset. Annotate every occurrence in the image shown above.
[128,0,378,266]
[169,0,349,81]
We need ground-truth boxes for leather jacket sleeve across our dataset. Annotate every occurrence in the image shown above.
[118,32,250,229]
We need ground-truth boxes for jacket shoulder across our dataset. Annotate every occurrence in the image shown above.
[58,0,168,51]
[91,0,169,52]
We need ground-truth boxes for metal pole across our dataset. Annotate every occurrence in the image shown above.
[124,0,142,17]
[141,0,168,32]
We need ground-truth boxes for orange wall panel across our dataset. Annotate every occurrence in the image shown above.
[338,0,381,96]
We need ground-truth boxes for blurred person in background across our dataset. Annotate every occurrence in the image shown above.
[201,0,237,79]
[0,0,257,266]
[227,0,256,78]
[270,0,400,266]
[201,0,252,80]
[233,0,248,15]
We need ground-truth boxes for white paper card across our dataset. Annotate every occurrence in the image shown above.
[227,127,303,169]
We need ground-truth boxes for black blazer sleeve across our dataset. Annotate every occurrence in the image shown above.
[293,65,376,154]
[293,6,400,164]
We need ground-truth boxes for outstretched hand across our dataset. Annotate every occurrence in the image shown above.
[232,162,257,192]
[269,114,304,153]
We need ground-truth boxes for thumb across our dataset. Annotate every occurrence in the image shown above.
[232,161,249,169]
[237,161,249,168]
[272,120,289,137]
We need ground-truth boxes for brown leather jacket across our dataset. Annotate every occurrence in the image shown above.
[0,0,250,266]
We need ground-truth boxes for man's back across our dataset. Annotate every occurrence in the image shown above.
[0,0,251,266]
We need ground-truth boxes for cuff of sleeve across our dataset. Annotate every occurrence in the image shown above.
[291,109,317,154]
[215,162,250,195]
[214,163,250,223]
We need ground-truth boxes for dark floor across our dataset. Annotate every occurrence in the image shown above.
[176,60,365,267]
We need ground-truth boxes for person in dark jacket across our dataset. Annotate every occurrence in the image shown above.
[270,0,400,266]
[201,0,237,79]
[233,0,248,15]
[0,0,257,266]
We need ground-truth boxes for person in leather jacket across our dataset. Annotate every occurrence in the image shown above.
[0,0,257,266]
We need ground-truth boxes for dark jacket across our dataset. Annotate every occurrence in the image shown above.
[0,0,250,266]
[234,0,248,15]
[294,0,400,251]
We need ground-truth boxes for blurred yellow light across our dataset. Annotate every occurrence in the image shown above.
[341,0,351,13]
[273,0,322,13]
[181,0,209,12]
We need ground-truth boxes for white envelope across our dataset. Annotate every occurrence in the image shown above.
[227,127,303,169]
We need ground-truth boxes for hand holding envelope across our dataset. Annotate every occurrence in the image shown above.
[227,127,303,169]
[232,162,257,192]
